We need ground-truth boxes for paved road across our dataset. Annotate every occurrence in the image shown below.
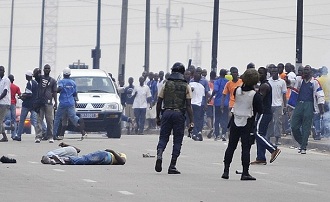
[1,133,330,202]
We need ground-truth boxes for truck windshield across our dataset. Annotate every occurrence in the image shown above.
[71,76,116,93]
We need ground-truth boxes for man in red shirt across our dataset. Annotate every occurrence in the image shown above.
[8,74,21,139]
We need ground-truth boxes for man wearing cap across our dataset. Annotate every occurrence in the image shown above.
[13,70,38,141]
[0,66,11,142]
[7,74,21,139]
[53,68,85,140]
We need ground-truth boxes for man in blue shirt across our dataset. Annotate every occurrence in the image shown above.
[53,68,85,140]
[208,69,229,141]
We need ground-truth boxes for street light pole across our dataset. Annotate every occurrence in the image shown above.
[92,0,101,69]
[8,0,14,74]
[211,0,219,73]
[295,0,303,72]
[39,0,45,70]
[144,0,150,73]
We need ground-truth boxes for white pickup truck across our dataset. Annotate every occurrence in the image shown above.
[57,69,123,138]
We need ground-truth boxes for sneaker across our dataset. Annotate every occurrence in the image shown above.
[0,156,16,163]
[270,148,281,163]
[49,138,54,143]
[241,174,256,181]
[214,136,221,141]
[221,135,226,141]
[12,136,21,141]
[300,149,306,154]
[54,136,64,140]
[0,137,8,142]
[207,129,213,139]
[250,160,267,165]
[35,139,41,143]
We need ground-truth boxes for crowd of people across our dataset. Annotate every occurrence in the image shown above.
[0,64,85,143]
[0,61,329,180]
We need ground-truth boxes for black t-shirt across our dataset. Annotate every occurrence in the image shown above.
[37,75,57,105]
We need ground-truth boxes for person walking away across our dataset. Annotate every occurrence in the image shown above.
[155,62,193,174]
[291,65,325,154]
[7,74,21,139]
[221,69,262,180]
[0,66,11,142]
[13,71,38,141]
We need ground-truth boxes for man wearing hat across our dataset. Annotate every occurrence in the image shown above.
[13,70,38,141]
[53,68,85,140]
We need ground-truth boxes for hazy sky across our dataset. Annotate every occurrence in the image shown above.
[1,0,330,88]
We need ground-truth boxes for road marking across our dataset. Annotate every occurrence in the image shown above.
[82,179,97,183]
[8,154,17,157]
[53,169,65,172]
[28,161,39,164]
[118,191,134,195]
[253,171,268,175]
[297,182,318,186]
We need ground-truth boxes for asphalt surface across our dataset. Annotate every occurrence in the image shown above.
[1,131,330,202]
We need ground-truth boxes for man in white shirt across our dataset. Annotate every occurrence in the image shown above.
[0,66,11,142]
[189,72,205,141]
[132,76,152,135]
[267,66,287,145]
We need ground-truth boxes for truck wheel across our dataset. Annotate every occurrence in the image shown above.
[106,122,122,138]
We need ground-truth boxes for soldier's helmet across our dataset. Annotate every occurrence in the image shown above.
[171,62,185,74]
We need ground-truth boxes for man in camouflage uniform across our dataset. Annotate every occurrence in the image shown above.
[155,62,194,174]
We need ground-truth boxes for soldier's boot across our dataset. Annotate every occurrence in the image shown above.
[155,149,163,172]
[240,165,256,181]
[168,157,181,174]
[221,163,230,179]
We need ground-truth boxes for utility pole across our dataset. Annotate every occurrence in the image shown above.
[8,0,14,74]
[43,0,59,76]
[92,0,101,69]
[211,0,219,73]
[118,0,128,85]
[295,0,303,72]
[39,0,46,70]
[157,1,184,73]
[144,0,150,73]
